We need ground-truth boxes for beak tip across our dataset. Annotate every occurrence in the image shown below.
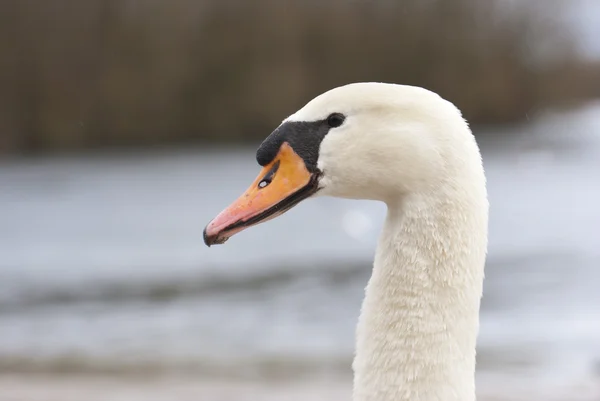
[203,226,211,247]
[203,223,230,247]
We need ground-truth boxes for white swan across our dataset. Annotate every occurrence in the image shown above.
[204,82,489,401]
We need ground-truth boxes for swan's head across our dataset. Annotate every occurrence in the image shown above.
[204,82,473,246]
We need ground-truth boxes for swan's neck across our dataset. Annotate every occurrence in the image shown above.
[352,190,487,401]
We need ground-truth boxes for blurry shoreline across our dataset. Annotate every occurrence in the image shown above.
[0,374,352,401]
[2,0,600,155]
[1,372,598,401]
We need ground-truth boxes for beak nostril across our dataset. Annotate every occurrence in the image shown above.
[258,159,280,189]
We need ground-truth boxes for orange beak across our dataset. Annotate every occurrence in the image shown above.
[203,142,320,246]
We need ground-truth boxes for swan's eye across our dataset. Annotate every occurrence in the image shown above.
[327,113,345,128]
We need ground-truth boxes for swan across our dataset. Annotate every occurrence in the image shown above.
[203,82,489,401]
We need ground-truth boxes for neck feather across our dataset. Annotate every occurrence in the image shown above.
[352,185,488,401]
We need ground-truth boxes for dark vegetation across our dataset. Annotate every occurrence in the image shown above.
[1,0,599,155]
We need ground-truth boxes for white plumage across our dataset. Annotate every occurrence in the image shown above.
[289,83,489,401]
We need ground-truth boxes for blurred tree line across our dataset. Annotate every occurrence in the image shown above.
[1,0,599,155]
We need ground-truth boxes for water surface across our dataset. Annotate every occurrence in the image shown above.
[1,104,600,395]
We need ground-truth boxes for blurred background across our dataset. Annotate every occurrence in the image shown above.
[1,0,600,400]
